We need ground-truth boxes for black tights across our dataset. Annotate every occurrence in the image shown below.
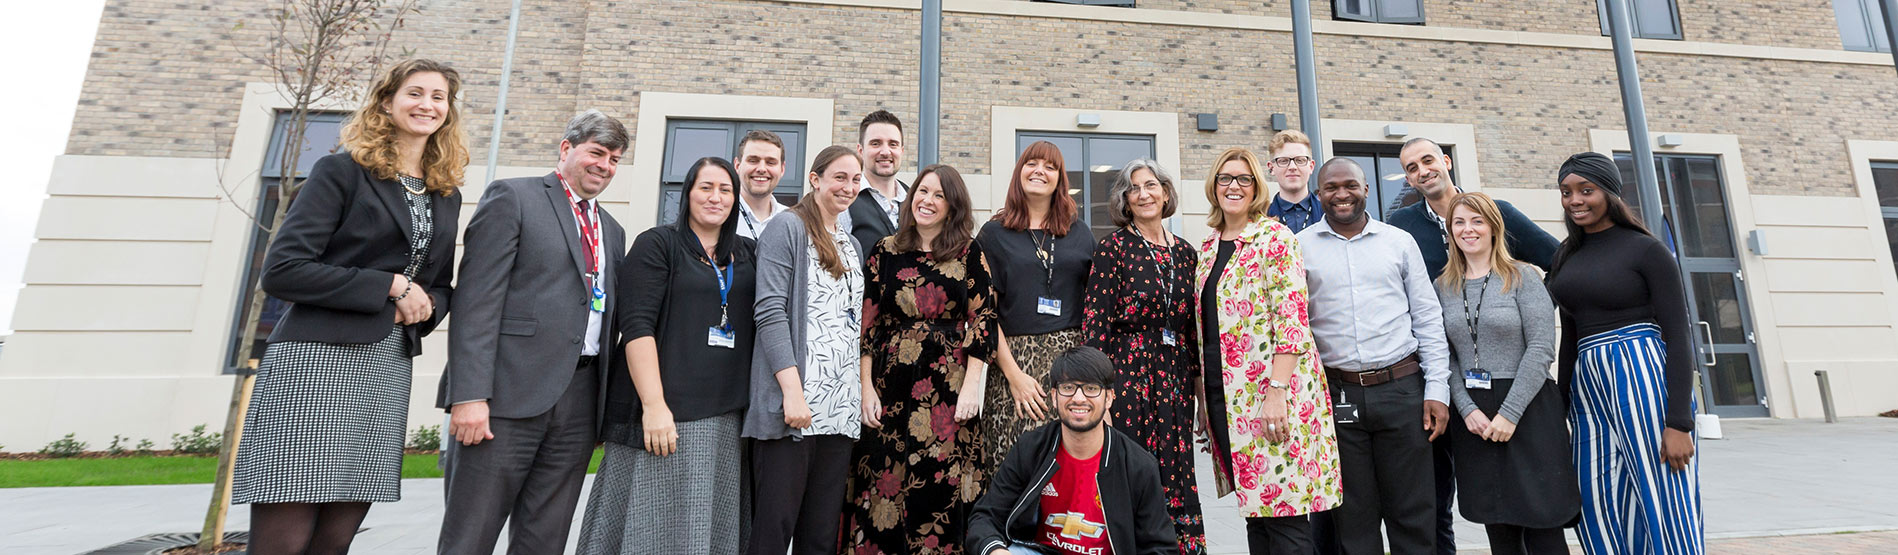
[1483,524,1568,555]
[248,502,371,555]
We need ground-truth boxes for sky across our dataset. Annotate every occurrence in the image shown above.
[0,1,106,334]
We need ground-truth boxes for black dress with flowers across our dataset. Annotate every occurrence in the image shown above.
[1080,226,1205,555]
[842,239,1000,555]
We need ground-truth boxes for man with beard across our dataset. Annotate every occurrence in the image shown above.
[1382,137,1558,555]
[844,109,908,263]
[1295,159,1451,555]
[734,129,792,240]
[1387,137,1558,278]
[968,347,1175,555]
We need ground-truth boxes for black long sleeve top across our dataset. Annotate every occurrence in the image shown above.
[975,219,1096,336]
[601,227,757,446]
[1546,225,1695,432]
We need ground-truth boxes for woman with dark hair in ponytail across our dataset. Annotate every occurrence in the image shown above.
[742,145,867,555]
[1546,152,1704,555]
[580,156,756,553]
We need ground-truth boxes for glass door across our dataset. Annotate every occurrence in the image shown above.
[1615,154,1769,417]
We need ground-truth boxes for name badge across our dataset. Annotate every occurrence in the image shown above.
[1464,368,1493,390]
[589,281,607,313]
[1036,297,1063,316]
[1161,328,1178,346]
[707,326,736,349]
[1333,390,1360,425]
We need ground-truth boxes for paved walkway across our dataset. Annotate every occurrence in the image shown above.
[2,417,1893,554]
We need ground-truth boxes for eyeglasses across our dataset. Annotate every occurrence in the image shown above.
[1054,383,1107,398]
[1270,156,1314,168]
[1214,174,1257,187]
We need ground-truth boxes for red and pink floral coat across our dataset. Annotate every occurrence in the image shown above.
[1194,214,1343,518]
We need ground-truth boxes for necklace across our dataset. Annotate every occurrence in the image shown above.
[400,175,427,196]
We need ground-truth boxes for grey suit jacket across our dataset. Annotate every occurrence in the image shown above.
[440,173,626,420]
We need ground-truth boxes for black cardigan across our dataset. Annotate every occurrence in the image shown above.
[260,152,459,356]
[601,226,758,447]
[966,422,1175,555]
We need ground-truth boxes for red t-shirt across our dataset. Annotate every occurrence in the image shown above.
[1036,444,1113,555]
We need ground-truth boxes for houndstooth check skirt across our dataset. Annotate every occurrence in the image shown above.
[232,325,412,504]
[577,413,747,554]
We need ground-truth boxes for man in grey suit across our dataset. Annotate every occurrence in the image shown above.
[438,110,629,554]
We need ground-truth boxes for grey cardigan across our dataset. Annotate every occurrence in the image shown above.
[1437,262,1558,423]
[742,213,863,441]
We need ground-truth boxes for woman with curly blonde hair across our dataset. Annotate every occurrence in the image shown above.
[231,58,468,555]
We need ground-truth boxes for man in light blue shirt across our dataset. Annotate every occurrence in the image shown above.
[1296,158,1451,555]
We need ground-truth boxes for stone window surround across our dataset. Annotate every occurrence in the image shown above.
[1845,139,1898,313]
[988,105,1184,234]
[627,92,835,233]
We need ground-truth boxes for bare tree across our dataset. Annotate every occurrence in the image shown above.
[198,0,419,550]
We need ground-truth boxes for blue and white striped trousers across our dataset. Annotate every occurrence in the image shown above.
[1570,323,1705,555]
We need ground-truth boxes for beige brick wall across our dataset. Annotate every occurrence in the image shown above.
[63,0,1897,198]
[67,0,588,167]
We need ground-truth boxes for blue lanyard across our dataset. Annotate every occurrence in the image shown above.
[713,258,732,331]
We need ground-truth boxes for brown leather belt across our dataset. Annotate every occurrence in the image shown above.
[1325,352,1420,387]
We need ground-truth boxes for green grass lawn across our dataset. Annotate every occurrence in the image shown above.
[0,449,604,488]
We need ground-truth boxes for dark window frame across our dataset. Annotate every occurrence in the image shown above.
[1836,0,1894,52]
[226,110,349,373]
[1330,141,1456,221]
[1333,0,1427,25]
[1035,0,1137,8]
[1597,0,1684,41]
[657,119,808,226]
[1872,161,1898,279]
[1014,131,1158,239]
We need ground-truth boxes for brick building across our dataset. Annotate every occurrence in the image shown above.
[3,0,1896,447]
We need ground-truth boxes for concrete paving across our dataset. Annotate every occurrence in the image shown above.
[3,417,1893,554]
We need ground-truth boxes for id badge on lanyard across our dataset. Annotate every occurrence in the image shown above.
[708,260,736,349]
[589,273,606,313]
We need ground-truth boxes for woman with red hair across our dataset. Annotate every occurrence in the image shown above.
[974,141,1097,475]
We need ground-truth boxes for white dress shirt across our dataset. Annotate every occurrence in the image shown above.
[1296,217,1452,404]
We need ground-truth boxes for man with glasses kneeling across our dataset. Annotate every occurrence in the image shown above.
[968,347,1176,555]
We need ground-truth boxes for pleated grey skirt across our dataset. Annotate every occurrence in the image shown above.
[232,325,411,504]
[577,412,747,554]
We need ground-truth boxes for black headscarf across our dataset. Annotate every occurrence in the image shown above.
[1558,152,1623,196]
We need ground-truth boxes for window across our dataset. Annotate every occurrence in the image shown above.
[227,111,347,372]
[1035,0,1137,7]
[1836,0,1893,52]
[658,119,807,226]
[1334,0,1425,24]
[1331,142,1456,221]
[1874,162,1898,279]
[1015,132,1156,239]
[1597,0,1682,40]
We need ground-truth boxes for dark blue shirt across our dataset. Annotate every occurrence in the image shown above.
[1385,197,1561,279]
[1266,193,1321,234]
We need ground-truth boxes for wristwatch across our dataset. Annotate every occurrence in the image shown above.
[1266,378,1291,390]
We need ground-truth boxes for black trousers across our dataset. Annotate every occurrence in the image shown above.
[748,434,854,555]
[439,363,598,555]
[1247,514,1314,555]
[1329,372,1436,555]
[1433,431,1457,555]
[1484,524,1569,555]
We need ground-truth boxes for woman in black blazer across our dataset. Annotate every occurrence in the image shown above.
[230,59,469,555]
